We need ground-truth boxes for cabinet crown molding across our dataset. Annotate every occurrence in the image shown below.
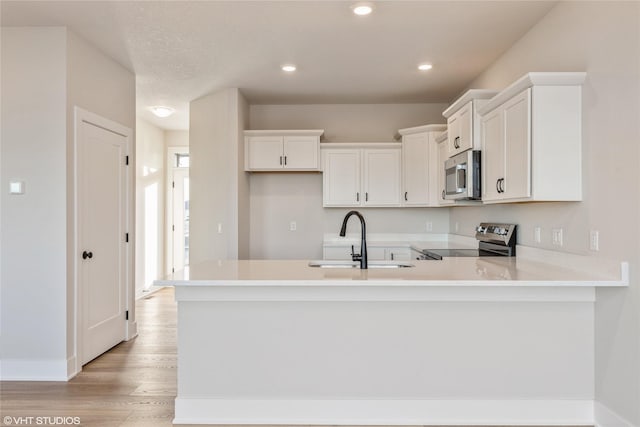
[435,131,448,144]
[442,89,499,118]
[244,129,324,137]
[478,72,587,115]
[398,124,447,136]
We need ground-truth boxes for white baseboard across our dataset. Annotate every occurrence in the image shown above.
[174,398,594,425]
[0,358,71,381]
[595,401,635,427]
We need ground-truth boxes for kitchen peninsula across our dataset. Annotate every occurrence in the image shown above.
[157,251,627,426]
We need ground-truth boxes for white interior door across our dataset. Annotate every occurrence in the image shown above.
[79,119,128,365]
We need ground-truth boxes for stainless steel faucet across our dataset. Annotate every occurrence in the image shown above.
[339,210,367,269]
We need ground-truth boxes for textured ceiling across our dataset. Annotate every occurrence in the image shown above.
[1,1,557,130]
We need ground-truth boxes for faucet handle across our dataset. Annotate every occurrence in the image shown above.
[350,245,362,262]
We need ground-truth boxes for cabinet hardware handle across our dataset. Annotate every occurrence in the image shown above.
[404,191,408,201]
[365,192,369,202]
[391,253,394,261]
[284,156,287,166]
[82,250,93,260]
[442,190,445,200]
[279,156,283,166]
[356,192,360,202]
[454,136,460,149]
[500,178,505,193]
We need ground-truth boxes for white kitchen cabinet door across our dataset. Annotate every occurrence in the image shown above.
[481,108,505,202]
[283,135,318,170]
[402,133,430,206]
[502,89,531,200]
[363,148,401,206]
[246,136,284,170]
[323,149,362,207]
[437,136,455,206]
[482,88,532,202]
[448,101,472,157]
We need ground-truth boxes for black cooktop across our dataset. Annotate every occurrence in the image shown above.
[420,241,516,260]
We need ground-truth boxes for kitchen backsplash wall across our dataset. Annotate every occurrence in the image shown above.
[249,173,449,260]
[248,103,450,260]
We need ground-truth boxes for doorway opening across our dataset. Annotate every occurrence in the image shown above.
[167,148,190,273]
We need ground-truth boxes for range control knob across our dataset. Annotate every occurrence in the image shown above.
[476,226,487,233]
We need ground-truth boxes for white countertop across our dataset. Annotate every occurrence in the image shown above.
[157,256,627,288]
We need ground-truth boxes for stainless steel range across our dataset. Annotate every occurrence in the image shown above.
[416,223,517,260]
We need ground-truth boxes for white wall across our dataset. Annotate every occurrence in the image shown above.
[165,130,189,148]
[135,119,166,297]
[1,27,69,379]
[250,103,448,142]
[190,88,249,263]
[449,2,640,424]
[0,27,135,380]
[248,104,450,260]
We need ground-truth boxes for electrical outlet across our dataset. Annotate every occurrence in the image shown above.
[552,228,563,246]
[426,222,433,232]
[290,221,297,231]
[590,230,599,251]
[534,227,541,243]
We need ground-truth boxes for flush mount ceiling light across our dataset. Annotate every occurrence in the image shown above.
[418,63,433,71]
[150,106,175,118]
[351,2,373,15]
[281,64,297,72]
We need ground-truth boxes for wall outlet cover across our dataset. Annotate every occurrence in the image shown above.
[534,227,541,243]
[552,228,563,246]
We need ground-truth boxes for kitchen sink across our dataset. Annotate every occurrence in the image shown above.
[308,260,415,269]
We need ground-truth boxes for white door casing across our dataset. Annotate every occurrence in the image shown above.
[74,108,133,369]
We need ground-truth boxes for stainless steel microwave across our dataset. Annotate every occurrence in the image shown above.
[444,150,481,200]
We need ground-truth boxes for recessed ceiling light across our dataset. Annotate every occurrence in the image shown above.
[282,64,297,72]
[418,63,433,71]
[150,106,175,118]
[352,3,373,15]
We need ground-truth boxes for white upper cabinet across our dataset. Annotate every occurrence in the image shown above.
[435,131,455,206]
[322,149,361,207]
[322,143,401,207]
[244,130,324,171]
[442,90,498,158]
[363,148,401,206]
[479,72,586,203]
[398,124,447,207]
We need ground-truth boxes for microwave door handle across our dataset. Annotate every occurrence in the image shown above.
[456,164,466,192]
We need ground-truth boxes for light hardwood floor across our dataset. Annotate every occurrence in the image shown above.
[0,287,590,427]
[1,287,177,427]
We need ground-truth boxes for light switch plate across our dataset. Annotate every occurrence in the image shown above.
[589,230,599,251]
[9,180,25,195]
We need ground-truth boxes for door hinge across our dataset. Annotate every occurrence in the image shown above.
[125,155,129,165]
[172,225,175,232]
[125,310,129,320]
[172,268,175,273]
[172,181,175,189]
[125,233,129,242]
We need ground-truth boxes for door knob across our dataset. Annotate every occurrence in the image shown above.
[82,251,93,260]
